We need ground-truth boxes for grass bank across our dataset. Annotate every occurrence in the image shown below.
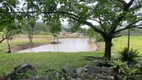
[0,34,54,52]
[0,52,103,75]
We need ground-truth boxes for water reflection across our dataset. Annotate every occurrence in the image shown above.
[18,38,97,53]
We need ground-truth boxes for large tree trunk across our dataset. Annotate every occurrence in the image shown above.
[104,37,113,61]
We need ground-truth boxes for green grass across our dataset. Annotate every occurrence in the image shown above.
[112,36,142,55]
[0,52,103,75]
[99,36,142,56]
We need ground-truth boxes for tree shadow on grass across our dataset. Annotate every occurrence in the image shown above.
[84,56,103,61]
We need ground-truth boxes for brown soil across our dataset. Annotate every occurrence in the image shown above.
[50,41,61,44]
[11,43,47,52]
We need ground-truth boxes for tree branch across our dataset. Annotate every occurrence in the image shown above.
[0,11,79,19]
[98,16,107,33]
[127,0,135,7]
[124,0,135,10]
[84,21,105,35]
[117,0,127,6]
[110,0,135,34]
[0,37,7,43]
[45,11,79,19]
[115,18,142,33]
[129,3,142,12]
[110,13,126,34]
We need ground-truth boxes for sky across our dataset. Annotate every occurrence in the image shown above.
[125,0,130,3]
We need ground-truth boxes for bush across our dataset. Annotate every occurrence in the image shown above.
[95,34,104,42]
[119,47,138,62]
[112,60,138,80]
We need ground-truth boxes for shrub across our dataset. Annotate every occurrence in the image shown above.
[119,47,138,62]
[112,60,138,80]
[95,34,104,42]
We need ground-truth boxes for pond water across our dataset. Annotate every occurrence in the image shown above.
[18,38,97,53]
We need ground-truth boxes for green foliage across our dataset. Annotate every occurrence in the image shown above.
[95,33,104,42]
[43,13,61,35]
[119,47,139,62]
[112,60,138,80]
[21,18,36,33]
[87,28,95,39]
[112,60,127,74]
[70,25,80,33]
[50,24,61,34]
[21,18,37,43]
[34,22,50,33]
[67,18,81,33]
[35,69,64,80]
[7,71,35,80]
[87,28,104,41]
[0,0,23,31]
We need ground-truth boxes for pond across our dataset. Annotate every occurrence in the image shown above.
[18,38,97,53]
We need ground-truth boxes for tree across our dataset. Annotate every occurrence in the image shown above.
[34,22,50,34]
[1,0,142,60]
[49,19,61,43]
[0,19,21,53]
[21,18,37,45]
[43,10,62,43]
[21,0,39,45]
[48,0,142,60]
[0,1,15,42]
[3,29,20,53]
[29,0,142,60]
[0,0,23,52]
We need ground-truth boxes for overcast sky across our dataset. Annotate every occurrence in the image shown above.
[125,0,130,3]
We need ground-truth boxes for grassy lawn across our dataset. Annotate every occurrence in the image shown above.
[112,36,142,55]
[0,52,103,75]
[99,36,142,56]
